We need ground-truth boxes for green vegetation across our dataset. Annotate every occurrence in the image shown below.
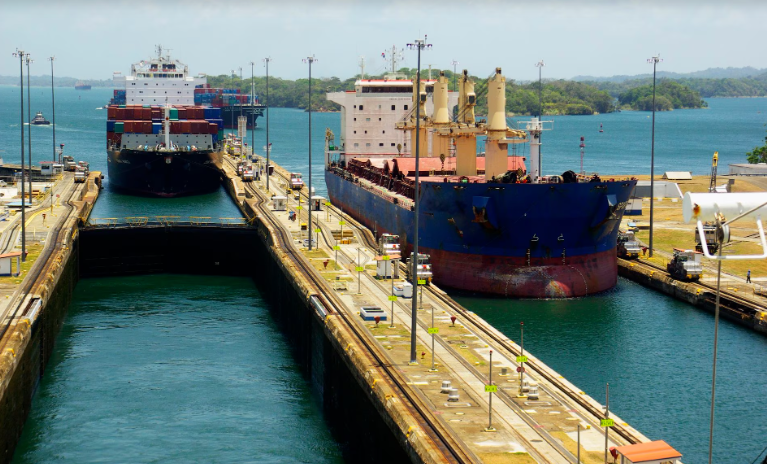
[747,131,767,164]
[587,73,767,99]
[617,80,707,111]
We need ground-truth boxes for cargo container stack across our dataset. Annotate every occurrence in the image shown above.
[106,104,224,150]
[193,84,264,129]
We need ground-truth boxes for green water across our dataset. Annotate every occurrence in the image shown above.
[12,276,344,463]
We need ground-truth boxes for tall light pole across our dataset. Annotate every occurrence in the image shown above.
[239,66,243,121]
[264,57,272,191]
[451,59,459,121]
[13,49,27,261]
[49,56,56,162]
[26,54,33,203]
[304,55,317,250]
[406,36,431,364]
[535,60,545,119]
[250,61,255,160]
[648,55,661,258]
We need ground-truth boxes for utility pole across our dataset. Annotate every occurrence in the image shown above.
[406,36,431,364]
[536,60,545,164]
[359,56,365,79]
[26,54,33,203]
[451,59,459,92]
[648,55,661,258]
[264,57,272,191]
[13,49,27,261]
[250,61,255,159]
[304,55,317,250]
[49,56,56,162]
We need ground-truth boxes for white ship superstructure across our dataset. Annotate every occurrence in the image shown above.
[112,45,206,105]
[326,79,457,161]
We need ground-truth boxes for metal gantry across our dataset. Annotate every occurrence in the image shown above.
[264,57,272,191]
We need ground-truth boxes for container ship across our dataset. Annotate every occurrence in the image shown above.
[75,81,92,90]
[109,46,264,129]
[105,47,225,197]
[194,84,265,129]
[324,68,636,298]
[106,104,224,197]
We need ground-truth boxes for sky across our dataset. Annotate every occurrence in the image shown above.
[1,0,766,82]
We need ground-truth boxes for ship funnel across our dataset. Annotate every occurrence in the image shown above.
[458,70,476,125]
[487,67,507,132]
[432,72,450,124]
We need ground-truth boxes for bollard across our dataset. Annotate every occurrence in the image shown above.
[374,316,380,328]
[448,390,460,402]
[441,380,452,393]
[450,315,456,326]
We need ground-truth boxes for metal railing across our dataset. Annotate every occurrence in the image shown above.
[85,216,250,228]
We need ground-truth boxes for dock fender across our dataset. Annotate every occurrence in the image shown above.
[471,196,499,231]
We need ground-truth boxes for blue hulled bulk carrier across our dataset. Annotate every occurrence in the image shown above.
[324,68,636,298]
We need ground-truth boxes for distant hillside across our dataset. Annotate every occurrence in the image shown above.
[0,75,112,87]
[572,66,767,82]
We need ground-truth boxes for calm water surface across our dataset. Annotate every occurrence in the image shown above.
[12,275,344,463]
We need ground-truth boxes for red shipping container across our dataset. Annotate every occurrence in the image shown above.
[181,121,192,133]
[107,106,117,120]
[170,121,180,134]
[151,109,162,120]
[125,108,134,119]
[177,108,187,119]
[142,121,152,134]
[209,123,218,134]
[115,108,124,120]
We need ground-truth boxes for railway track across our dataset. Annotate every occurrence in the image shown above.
[628,256,766,318]
[250,163,644,458]
[0,176,80,342]
[233,160,476,463]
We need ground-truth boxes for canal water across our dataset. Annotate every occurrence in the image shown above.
[2,86,767,463]
[12,275,344,464]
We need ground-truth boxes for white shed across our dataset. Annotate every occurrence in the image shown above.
[272,195,287,211]
[0,251,22,277]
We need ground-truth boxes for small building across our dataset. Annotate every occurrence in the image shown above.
[662,171,692,180]
[633,181,683,199]
[40,161,64,176]
[310,195,326,211]
[0,251,22,277]
[272,195,287,211]
[375,253,400,279]
[729,163,767,176]
[615,440,682,464]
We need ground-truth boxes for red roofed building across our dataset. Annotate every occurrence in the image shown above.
[615,440,682,464]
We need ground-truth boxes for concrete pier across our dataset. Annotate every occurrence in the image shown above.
[222,155,654,463]
[0,171,101,462]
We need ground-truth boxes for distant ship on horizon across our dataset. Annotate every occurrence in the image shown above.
[75,81,91,90]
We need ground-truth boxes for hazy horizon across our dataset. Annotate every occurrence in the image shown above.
[2,0,766,82]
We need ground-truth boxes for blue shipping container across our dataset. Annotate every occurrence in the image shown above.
[152,123,162,134]
[107,120,115,131]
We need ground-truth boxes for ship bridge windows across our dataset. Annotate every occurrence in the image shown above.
[361,86,412,94]
[391,105,396,110]
[379,143,384,147]
[359,105,364,110]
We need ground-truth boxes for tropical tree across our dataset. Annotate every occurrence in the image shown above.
[747,131,767,164]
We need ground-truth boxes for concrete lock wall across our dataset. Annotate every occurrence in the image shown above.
[2,224,408,464]
[0,236,80,464]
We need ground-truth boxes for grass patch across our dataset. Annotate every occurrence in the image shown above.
[550,431,604,464]
[0,244,43,285]
[477,452,537,464]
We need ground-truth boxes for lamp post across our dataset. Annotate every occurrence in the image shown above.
[264,57,272,191]
[303,55,317,250]
[406,36,431,364]
[238,66,243,120]
[13,49,27,262]
[49,56,56,162]
[535,60,545,119]
[249,61,255,161]
[648,54,661,258]
[26,54,33,203]
[451,59,459,92]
